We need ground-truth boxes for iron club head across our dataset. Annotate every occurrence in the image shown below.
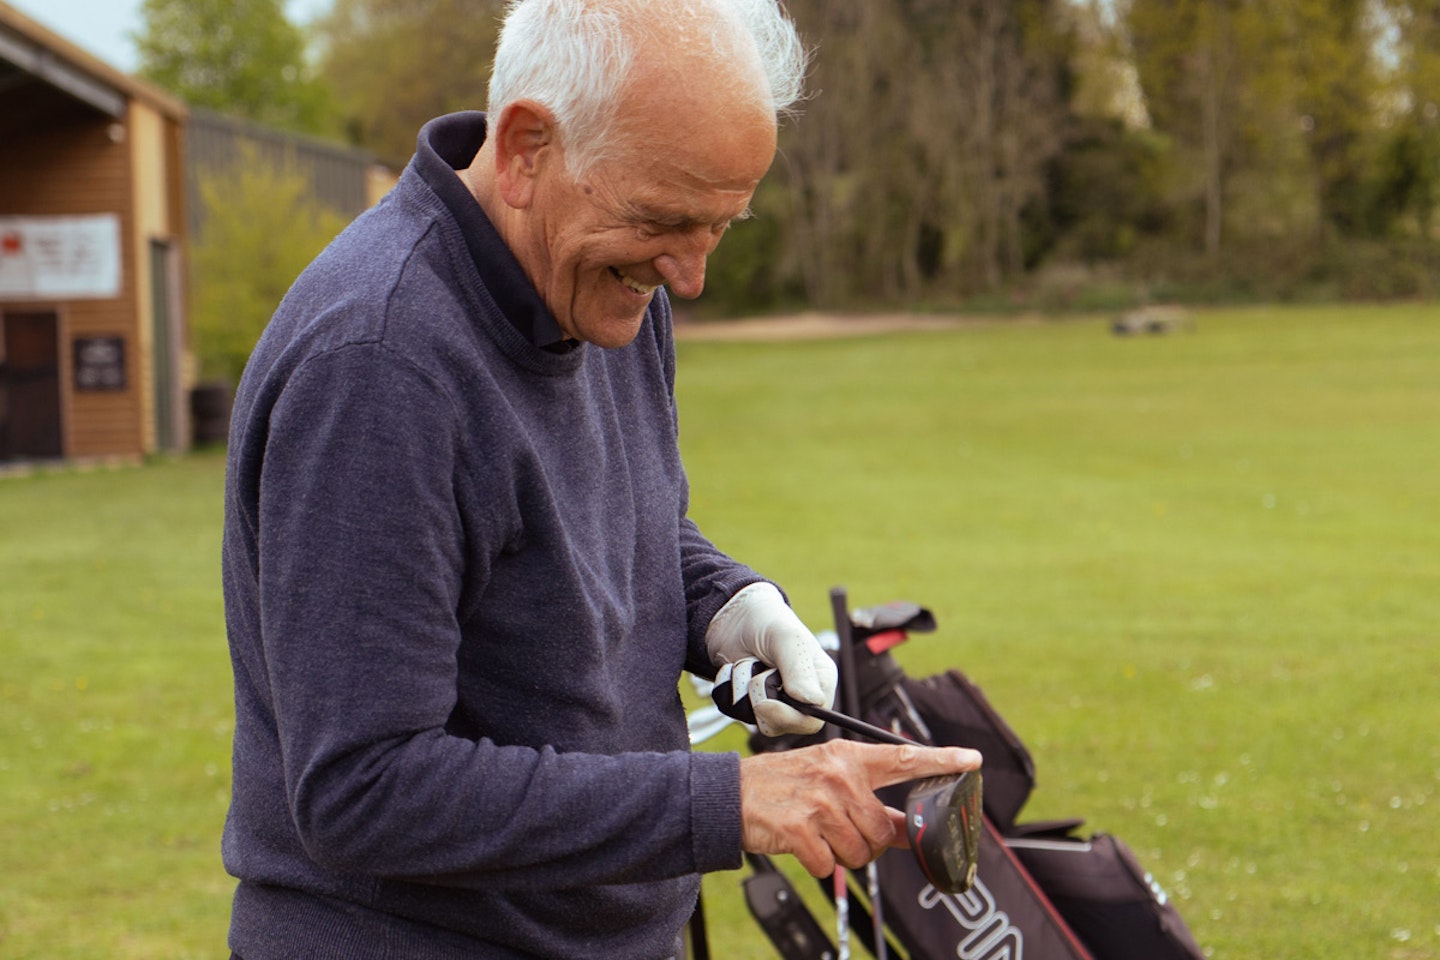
[905,771,983,895]
[713,658,984,894]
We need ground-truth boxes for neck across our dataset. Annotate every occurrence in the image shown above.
[458,143,543,297]
[459,142,506,231]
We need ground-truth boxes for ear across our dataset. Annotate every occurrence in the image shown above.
[492,101,558,210]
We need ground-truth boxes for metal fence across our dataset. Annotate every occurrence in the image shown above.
[185,108,388,237]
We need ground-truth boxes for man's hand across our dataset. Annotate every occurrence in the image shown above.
[739,740,983,877]
[705,583,838,736]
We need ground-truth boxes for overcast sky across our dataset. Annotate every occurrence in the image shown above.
[6,0,332,74]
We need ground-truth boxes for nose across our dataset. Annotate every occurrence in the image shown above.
[654,227,722,300]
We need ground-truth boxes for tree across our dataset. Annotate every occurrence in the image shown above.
[134,0,335,135]
[1045,115,1171,262]
[1370,0,1440,238]
[315,0,505,169]
[1126,0,1257,260]
[1285,0,1378,239]
[1041,1,1172,265]
[189,150,350,385]
[756,0,1072,306]
[1125,0,1384,263]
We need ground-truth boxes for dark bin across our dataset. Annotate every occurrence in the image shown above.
[191,382,233,447]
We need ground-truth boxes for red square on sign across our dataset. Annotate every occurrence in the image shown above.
[1,232,21,255]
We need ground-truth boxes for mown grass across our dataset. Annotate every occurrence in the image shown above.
[0,453,232,958]
[1,303,1436,958]
[681,303,1440,960]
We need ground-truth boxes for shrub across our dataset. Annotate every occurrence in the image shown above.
[190,148,350,385]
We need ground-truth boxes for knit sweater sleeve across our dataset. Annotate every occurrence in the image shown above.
[245,340,741,888]
[646,292,769,677]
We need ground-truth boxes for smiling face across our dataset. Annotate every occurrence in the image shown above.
[489,53,779,348]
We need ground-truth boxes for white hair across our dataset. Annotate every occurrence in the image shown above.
[487,0,807,177]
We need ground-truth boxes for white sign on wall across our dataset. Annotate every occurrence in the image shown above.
[0,214,122,300]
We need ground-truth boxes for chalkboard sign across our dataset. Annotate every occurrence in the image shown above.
[73,336,126,391]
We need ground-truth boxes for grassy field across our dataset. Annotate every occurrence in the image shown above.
[0,453,232,957]
[1,303,1437,958]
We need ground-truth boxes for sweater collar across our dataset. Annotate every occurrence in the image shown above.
[412,112,577,354]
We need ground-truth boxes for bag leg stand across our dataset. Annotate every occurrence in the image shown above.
[829,586,887,960]
[865,862,886,960]
[684,889,710,960]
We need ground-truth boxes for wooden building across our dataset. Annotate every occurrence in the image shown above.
[0,2,189,463]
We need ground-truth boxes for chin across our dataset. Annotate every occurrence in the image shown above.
[572,304,651,349]
[584,317,648,349]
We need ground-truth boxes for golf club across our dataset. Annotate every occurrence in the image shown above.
[711,658,983,895]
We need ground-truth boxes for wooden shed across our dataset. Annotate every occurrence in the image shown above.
[0,2,188,464]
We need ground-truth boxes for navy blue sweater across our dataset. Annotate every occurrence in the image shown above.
[221,113,759,958]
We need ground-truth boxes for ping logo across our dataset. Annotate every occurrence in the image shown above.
[918,877,1024,960]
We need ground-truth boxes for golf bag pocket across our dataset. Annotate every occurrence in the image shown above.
[1007,831,1205,960]
[868,669,1037,830]
[742,854,836,960]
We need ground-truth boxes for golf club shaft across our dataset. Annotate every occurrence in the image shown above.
[783,695,911,747]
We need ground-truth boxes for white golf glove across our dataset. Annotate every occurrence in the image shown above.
[705,582,837,737]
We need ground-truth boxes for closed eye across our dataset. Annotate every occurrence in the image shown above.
[630,206,754,239]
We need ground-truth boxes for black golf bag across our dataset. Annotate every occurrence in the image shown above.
[732,594,1206,960]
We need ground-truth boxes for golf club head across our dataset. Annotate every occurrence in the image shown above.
[905,771,983,895]
[715,658,985,893]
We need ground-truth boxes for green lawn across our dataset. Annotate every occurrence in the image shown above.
[2,303,1437,958]
[0,454,232,958]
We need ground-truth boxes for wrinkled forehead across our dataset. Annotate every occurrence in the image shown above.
[616,20,774,137]
[605,79,777,201]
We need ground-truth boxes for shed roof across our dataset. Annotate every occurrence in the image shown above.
[0,1,186,124]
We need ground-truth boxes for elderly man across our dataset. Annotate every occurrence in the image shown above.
[220,0,979,957]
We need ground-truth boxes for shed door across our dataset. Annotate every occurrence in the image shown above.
[150,240,180,451]
[1,311,63,461]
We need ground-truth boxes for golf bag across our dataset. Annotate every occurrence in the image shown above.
[739,596,1205,960]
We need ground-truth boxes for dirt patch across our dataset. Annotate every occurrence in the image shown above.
[672,310,1004,341]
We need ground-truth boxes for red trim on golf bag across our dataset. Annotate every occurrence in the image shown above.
[870,811,1095,960]
[858,644,1207,960]
[1007,831,1205,960]
[733,598,1207,960]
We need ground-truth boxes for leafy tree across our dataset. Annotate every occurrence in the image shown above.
[190,150,350,385]
[1284,0,1378,238]
[1126,0,1259,259]
[316,0,505,168]
[1369,0,1440,238]
[134,0,335,135]
[1044,116,1171,262]
[756,0,1073,306]
[1126,0,1385,264]
[1040,2,1172,266]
